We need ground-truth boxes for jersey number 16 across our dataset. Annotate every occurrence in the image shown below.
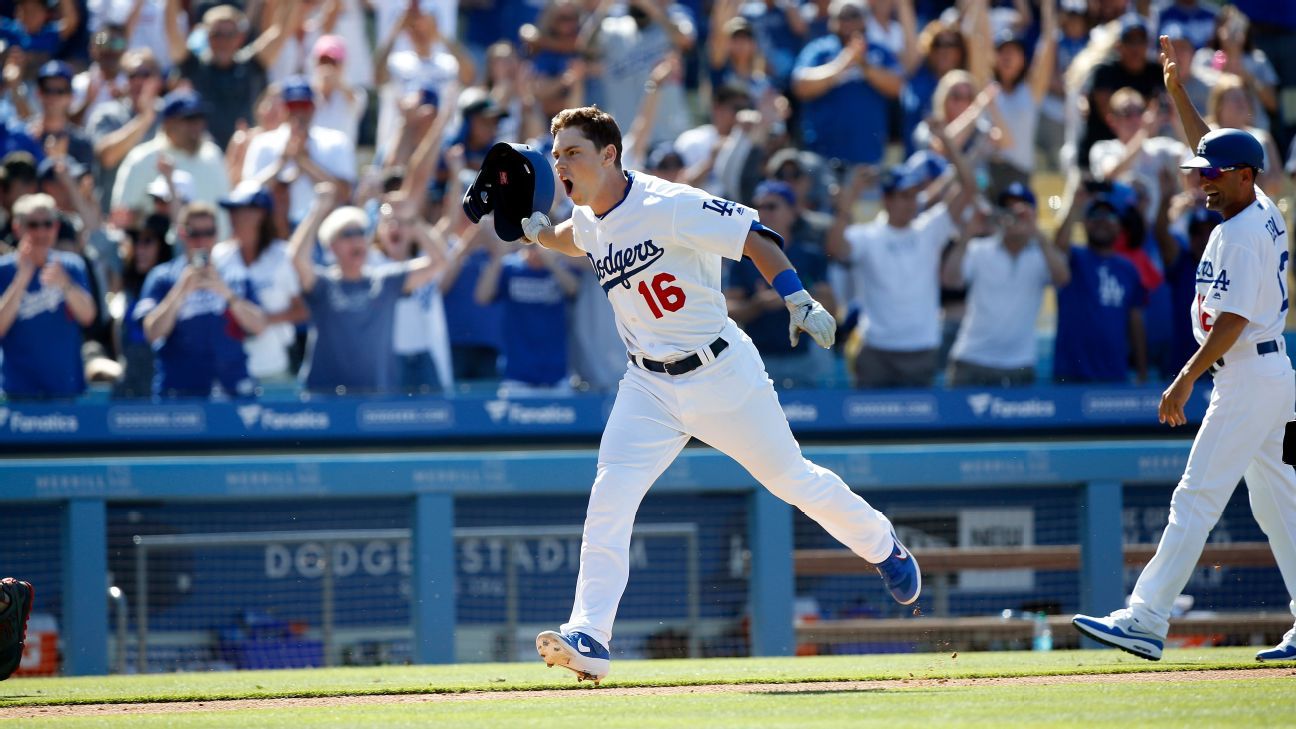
[638,273,687,319]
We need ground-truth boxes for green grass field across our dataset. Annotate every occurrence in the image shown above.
[2,648,1292,728]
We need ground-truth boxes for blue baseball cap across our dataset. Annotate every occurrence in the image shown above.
[1118,13,1150,41]
[161,89,207,120]
[281,76,315,106]
[1086,181,1136,217]
[903,150,948,183]
[880,164,925,194]
[1187,207,1223,229]
[997,181,1037,209]
[1180,128,1265,172]
[37,60,72,82]
[753,180,796,207]
[219,180,273,210]
[994,28,1026,49]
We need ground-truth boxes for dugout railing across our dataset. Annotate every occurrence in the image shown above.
[2,439,1271,676]
[791,543,1291,651]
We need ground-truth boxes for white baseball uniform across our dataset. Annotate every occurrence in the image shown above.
[559,171,897,647]
[1128,187,1296,636]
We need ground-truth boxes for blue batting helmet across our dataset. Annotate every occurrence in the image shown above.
[463,142,555,242]
[1181,128,1265,172]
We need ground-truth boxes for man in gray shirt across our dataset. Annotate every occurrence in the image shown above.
[288,183,444,395]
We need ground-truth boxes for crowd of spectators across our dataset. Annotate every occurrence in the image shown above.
[1,0,1295,401]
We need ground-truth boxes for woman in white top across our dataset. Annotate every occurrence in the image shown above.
[211,181,306,383]
[979,0,1057,197]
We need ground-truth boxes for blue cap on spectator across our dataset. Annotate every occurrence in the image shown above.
[994,28,1026,49]
[281,76,315,106]
[161,89,207,119]
[1161,22,1188,43]
[997,181,1036,209]
[419,82,439,109]
[880,164,925,194]
[37,60,72,82]
[753,180,796,207]
[37,155,86,180]
[1119,13,1150,41]
[904,150,948,182]
[219,180,273,210]
[646,142,684,171]
[1087,181,1135,217]
[1187,207,1222,229]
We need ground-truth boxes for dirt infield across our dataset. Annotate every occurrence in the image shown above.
[5,668,1293,719]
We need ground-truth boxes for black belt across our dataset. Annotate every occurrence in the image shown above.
[1211,339,1279,373]
[632,337,729,376]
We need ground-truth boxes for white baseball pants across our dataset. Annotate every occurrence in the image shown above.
[1129,354,1296,636]
[562,322,895,646]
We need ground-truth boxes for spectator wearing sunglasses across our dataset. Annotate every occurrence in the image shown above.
[136,202,267,398]
[288,183,446,395]
[1051,179,1148,384]
[28,62,96,177]
[0,192,96,399]
[943,183,1070,387]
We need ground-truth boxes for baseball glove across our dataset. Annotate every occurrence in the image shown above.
[0,578,34,681]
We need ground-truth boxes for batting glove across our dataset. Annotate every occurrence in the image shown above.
[785,290,836,349]
[520,212,552,244]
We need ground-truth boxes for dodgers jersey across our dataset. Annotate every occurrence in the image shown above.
[571,172,758,360]
[1192,188,1290,357]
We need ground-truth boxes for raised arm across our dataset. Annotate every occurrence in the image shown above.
[287,182,339,293]
[57,0,80,40]
[164,0,190,66]
[792,36,864,101]
[251,0,300,71]
[1160,35,1210,152]
[826,166,872,262]
[1028,0,1057,104]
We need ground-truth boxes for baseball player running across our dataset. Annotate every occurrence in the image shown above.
[1072,37,1296,662]
[0,577,34,680]
[516,107,919,683]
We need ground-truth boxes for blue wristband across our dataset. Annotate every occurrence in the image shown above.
[772,269,805,298]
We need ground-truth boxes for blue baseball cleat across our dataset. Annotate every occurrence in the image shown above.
[872,533,921,606]
[1256,627,1296,662]
[1072,610,1164,661]
[536,630,611,684]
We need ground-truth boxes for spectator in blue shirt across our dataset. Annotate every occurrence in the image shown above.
[1051,182,1149,384]
[475,238,579,397]
[288,183,446,396]
[1,0,77,66]
[791,0,902,166]
[0,192,96,398]
[137,202,267,399]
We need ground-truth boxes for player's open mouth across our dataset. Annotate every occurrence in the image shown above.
[561,177,573,195]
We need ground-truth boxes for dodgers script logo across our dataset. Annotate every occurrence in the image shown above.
[588,239,666,292]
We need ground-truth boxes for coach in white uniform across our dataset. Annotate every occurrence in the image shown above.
[1073,37,1296,662]
[514,106,922,683]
